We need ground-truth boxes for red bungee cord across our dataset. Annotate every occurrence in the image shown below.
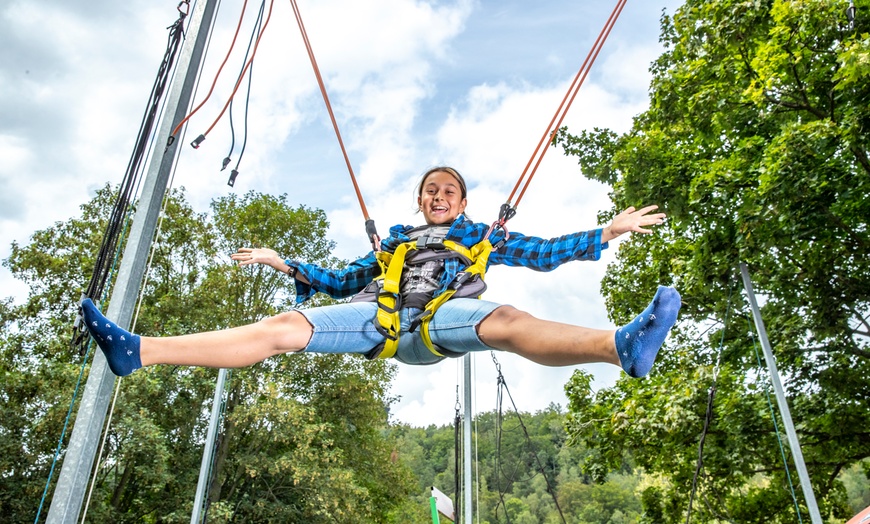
[288,0,380,251]
[495,0,627,234]
[171,0,276,148]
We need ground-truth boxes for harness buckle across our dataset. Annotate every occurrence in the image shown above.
[449,271,471,290]
[408,311,426,333]
[376,290,402,314]
[416,235,446,250]
[374,322,399,341]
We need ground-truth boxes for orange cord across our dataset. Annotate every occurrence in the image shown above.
[289,0,371,223]
[170,0,251,138]
[506,0,627,213]
[198,0,275,139]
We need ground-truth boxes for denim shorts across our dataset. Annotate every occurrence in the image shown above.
[299,298,502,365]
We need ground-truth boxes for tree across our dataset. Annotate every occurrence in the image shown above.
[1,187,416,523]
[559,0,870,521]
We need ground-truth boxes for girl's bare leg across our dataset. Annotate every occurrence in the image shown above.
[141,311,312,368]
[80,298,311,376]
[477,306,620,366]
[477,286,681,377]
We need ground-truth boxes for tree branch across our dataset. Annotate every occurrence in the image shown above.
[852,146,870,178]
[844,343,870,359]
[824,209,868,250]
[846,304,870,334]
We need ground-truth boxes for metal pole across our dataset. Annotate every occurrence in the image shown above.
[46,2,218,521]
[739,263,823,524]
[191,368,228,524]
[463,354,473,524]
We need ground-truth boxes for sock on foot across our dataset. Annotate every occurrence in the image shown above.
[615,285,681,378]
[80,298,142,377]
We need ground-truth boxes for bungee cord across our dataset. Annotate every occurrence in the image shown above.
[170,0,251,143]
[288,0,381,251]
[223,0,267,187]
[172,0,276,150]
[193,0,274,146]
[496,0,627,232]
[515,0,625,206]
[483,0,626,246]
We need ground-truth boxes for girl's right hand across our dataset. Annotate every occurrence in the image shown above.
[231,247,284,271]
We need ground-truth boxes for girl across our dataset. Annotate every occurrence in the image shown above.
[81,167,680,378]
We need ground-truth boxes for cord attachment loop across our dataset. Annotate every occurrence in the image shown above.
[365,219,380,252]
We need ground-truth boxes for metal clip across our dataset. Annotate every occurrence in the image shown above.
[227,169,239,187]
[417,235,446,250]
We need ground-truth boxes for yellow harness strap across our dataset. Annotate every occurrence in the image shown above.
[373,239,493,359]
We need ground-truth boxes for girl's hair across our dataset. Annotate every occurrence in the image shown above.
[416,166,468,200]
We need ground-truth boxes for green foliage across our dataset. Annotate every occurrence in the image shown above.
[841,460,870,514]
[557,0,870,522]
[0,187,416,523]
[390,405,645,523]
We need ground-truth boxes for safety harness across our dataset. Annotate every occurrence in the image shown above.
[361,230,497,360]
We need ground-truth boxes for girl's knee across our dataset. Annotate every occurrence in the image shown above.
[259,311,312,351]
[484,305,532,326]
[477,305,533,345]
[258,311,297,330]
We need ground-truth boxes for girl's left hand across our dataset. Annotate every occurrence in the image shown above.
[602,205,666,242]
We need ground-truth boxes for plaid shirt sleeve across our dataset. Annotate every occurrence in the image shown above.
[288,252,380,303]
[487,228,608,271]
[286,224,414,303]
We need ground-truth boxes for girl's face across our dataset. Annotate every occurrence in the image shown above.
[418,170,467,225]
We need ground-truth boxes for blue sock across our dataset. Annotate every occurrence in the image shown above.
[80,298,142,377]
[615,286,681,378]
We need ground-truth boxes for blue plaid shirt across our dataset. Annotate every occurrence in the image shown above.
[289,214,607,303]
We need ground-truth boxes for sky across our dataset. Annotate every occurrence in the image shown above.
[1,0,684,427]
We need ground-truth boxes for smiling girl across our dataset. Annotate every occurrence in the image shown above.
[81,166,680,378]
